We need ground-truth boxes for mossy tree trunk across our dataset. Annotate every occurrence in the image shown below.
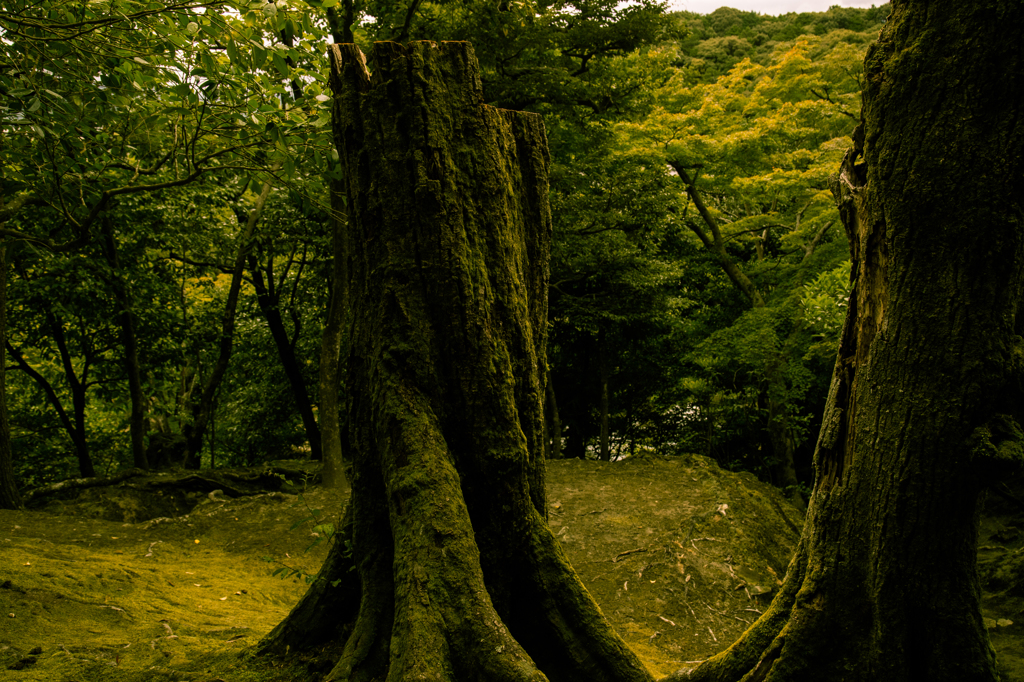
[667,1,1024,681]
[262,41,653,682]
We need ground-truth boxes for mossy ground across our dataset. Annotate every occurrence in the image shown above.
[1,456,1021,681]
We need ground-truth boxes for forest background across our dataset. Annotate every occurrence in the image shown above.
[0,0,890,503]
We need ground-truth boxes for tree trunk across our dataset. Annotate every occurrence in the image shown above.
[669,161,765,309]
[264,41,653,682]
[247,251,323,461]
[598,330,611,462]
[545,364,562,459]
[182,178,272,466]
[565,420,587,460]
[765,393,800,503]
[0,242,22,509]
[101,221,150,470]
[46,311,94,478]
[669,2,1023,680]
[319,179,349,488]
[669,163,801,487]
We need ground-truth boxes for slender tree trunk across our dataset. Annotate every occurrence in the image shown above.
[101,221,149,470]
[545,364,562,459]
[566,421,587,460]
[766,391,801,502]
[598,330,611,462]
[182,178,272,466]
[669,163,801,487]
[46,312,94,478]
[670,2,1023,680]
[670,161,765,309]
[264,41,652,682]
[319,180,348,487]
[0,242,22,509]
[69,384,92,477]
[247,252,323,461]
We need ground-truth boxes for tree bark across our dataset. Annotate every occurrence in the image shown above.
[0,241,21,509]
[667,1,1024,680]
[101,220,150,470]
[318,179,349,488]
[264,41,652,682]
[257,503,360,654]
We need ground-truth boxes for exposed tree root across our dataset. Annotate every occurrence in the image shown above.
[22,468,146,503]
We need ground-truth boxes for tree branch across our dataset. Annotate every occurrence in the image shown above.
[669,160,765,307]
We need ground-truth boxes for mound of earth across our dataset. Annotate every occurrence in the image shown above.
[0,456,1021,681]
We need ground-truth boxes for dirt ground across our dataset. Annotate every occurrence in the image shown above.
[1,455,1022,681]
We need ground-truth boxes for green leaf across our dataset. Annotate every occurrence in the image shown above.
[226,38,240,65]
[252,44,267,69]
[272,51,289,79]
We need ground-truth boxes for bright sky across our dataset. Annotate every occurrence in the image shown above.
[669,0,884,16]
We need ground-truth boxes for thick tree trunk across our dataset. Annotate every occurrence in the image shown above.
[247,252,323,461]
[266,41,653,682]
[101,222,150,470]
[0,242,22,509]
[319,180,349,487]
[667,2,1023,681]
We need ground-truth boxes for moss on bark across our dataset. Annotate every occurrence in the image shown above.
[263,41,653,682]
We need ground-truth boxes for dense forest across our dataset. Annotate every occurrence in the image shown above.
[3,1,1023,681]
[0,0,889,502]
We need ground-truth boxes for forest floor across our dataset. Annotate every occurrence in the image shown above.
[1,455,1022,681]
